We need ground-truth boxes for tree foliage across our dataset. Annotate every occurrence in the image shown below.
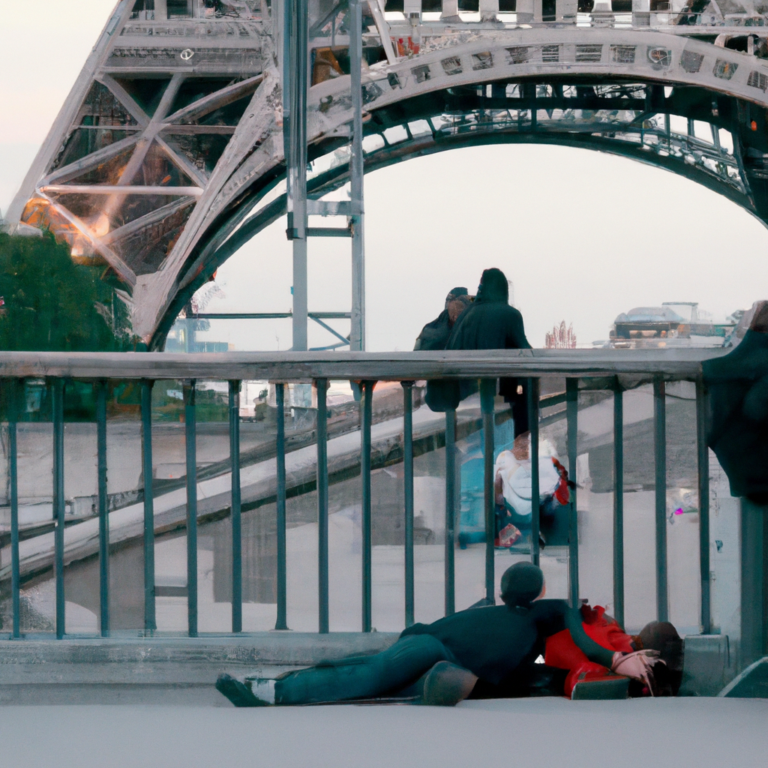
[0,233,133,352]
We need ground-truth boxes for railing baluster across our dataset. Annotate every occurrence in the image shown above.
[275,383,289,630]
[184,381,198,638]
[529,378,541,567]
[566,379,580,608]
[654,377,669,622]
[362,380,374,631]
[141,380,156,633]
[229,381,242,634]
[481,381,495,604]
[402,382,415,627]
[97,380,110,637]
[696,377,712,634]
[445,409,457,616]
[53,379,66,639]
[9,379,21,638]
[316,378,329,634]
[613,379,625,629]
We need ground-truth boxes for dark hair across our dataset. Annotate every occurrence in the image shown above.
[500,562,544,609]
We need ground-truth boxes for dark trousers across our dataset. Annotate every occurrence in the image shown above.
[274,635,459,705]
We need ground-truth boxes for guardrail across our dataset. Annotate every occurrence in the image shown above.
[0,348,726,640]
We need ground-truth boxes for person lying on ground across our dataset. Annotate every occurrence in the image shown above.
[215,562,661,708]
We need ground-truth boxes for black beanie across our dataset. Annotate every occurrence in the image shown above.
[500,562,544,608]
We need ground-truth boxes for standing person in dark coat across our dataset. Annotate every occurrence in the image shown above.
[426,268,531,434]
[414,287,472,351]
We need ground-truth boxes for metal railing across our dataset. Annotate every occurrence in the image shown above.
[0,348,724,639]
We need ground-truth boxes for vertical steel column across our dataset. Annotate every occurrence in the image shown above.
[528,378,541,567]
[566,379,580,607]
[316,379,330,633]
[285,0,309,351]
[229,381,243,634]
[613,380,625,629]
[97,380,110,637]
[362,380,374,630]
[445,409,457,616]
[141,381,156,633]
[53,379,66,639]
[654,377,669,622]
[275,383,289,630]
[481,380,495,604]
[402,382,415,627]
[9,379,21,638]
[696,378,712,634]
[184,381,198,637]
[349,0,366,351]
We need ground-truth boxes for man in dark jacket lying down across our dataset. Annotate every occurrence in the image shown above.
[215,563,660,707]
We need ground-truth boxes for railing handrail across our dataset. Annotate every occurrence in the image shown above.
[0,348,728,381]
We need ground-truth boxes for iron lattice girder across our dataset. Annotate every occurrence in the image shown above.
[9,6,768,342]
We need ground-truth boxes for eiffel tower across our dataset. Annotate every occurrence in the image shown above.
[6,0,768,348]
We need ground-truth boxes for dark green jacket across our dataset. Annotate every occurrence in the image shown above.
[401,599,614,684]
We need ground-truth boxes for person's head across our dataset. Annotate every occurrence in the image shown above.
[476,268,509,304]
[444,287,469,308]
[500,562,545,609]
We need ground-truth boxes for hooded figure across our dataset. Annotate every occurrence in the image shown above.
[414,287,472,351]
[425,269,531,431]
[703,301,768,502]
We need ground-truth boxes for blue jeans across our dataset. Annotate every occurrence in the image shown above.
[274,634,460,705]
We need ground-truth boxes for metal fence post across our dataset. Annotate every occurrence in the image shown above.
[696,377,712,634]
[362,380,374,630]
[229,381,242,634]
[97,380,110,637]
[9,379,21,638]
[275,382,289,630]
[613,379,625,629]
[481,380,495,604]
[316,378,330,633]
[566,379,580,608]
[445,408,457,616]
[402,382,415,627]
[184,381,198,638]
[528,378,541,567]
[654,377,669,622]
[141,380,156,633]
[52,379,66,639]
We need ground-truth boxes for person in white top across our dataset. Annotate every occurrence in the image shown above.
[493,433,572,548]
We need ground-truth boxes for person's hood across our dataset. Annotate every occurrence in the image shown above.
[475,268,508,304]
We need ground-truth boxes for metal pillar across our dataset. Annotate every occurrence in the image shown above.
[349,0,366,351]
[283,0,366,351]
[284,0,309,351]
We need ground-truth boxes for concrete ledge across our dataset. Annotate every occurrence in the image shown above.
[0,633,399,689]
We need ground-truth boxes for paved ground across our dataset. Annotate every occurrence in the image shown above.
[1,698,766,768]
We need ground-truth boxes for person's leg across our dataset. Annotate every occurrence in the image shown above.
[275,634,456,705]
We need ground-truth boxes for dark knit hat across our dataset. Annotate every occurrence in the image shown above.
[500,562,544,608]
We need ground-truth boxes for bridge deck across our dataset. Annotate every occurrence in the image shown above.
[1,698,766,768]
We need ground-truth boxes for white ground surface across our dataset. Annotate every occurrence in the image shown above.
[1,699,766,768]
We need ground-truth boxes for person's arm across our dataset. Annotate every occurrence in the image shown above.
[506,310,532,350]
[563,607,615,668]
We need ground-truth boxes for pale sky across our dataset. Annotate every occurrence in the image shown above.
[2,1,768,350]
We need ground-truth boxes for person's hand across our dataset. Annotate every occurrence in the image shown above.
[611,651,663,694]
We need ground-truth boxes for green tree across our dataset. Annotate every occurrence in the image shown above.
[0,232,134,351]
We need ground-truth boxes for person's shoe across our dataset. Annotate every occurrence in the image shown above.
[571,674,630,701]
[216,673,274,707]
[420,661,477,706]
[495,523,522,549]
